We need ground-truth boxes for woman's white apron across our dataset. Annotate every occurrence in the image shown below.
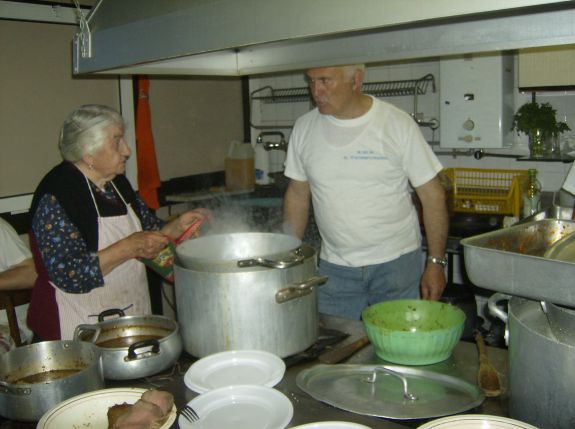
[54,179,151,340]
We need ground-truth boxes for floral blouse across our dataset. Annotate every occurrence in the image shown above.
[32,185,164,294]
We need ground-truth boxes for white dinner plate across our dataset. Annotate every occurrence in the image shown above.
[37,387,176,429]
[291,422,372,429]
[184,349,286,394]
[178,384,293,429]
[418,414,539,429]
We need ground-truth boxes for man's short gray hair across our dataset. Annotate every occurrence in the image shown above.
[59,104,125,162]
[342,64,365,79]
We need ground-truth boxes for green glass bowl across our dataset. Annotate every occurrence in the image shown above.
[362,299,466,365]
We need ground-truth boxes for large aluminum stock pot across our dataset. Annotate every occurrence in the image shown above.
[74,309,183,380]
[488,294,575,429]
[175,232,326,358]
[0,340,104,422]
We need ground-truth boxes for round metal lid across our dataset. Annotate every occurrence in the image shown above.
[296,364,484,420]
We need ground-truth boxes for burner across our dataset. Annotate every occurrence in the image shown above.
[283,328,349,368]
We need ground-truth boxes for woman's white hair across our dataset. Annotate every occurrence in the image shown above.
[59,104,125,162]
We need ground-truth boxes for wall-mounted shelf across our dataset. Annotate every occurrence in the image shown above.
[250,74,438,130]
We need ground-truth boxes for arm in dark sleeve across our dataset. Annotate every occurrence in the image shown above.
[32,194,104,293]
[133,194,166,231]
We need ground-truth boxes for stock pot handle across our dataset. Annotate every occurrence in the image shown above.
[237,250,305,269]
[276,275,328,303]
[125,339,161,362]
[0,381,31,396]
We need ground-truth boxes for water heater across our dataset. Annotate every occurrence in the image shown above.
[440,53,514,149]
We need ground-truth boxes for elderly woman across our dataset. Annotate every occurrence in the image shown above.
[27,104,206,341]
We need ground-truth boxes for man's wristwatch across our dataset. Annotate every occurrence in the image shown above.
[426,256,448,267]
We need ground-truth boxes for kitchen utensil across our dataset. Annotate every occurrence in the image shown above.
[362,300,465,365]
[296,364,484,420]
[183,350,285,394]
[417,414,538,429]
[318,336,370,364]
[74,309,182,380]
[179,385,293,429]
[474,331,501,397]
[490,296,575,429]
[0,340,104,422]
[37,387,176,429]
[461,219,575,307]
[175,239,323,358]
[180,405,199,423]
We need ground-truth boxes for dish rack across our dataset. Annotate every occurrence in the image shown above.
[443,168,529,217]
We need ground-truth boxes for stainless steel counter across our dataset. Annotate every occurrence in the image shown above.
[0,316,508,428]
[116,315,508,429]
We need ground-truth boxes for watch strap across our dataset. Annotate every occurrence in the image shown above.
[426,255,448,267]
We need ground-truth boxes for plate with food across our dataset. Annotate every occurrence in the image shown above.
[37,387,176,429]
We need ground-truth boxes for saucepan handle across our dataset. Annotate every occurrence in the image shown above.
[487,292,511,324]
[73,324,101,343]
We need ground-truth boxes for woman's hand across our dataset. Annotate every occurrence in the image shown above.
[98,231,170,276]
[128,231,171,259]
[161,208,211,241]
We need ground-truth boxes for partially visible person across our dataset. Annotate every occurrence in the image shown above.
[28,104,208,341]
[283,64,448,320]
[0,217,36,345]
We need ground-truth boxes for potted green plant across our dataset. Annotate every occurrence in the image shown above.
[512,101,571,158]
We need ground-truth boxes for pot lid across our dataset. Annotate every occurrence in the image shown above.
[296,364,484,420]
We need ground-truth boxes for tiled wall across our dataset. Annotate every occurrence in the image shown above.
[249,55,575,193]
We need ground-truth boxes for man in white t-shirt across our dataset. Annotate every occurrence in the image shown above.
[283,64,448,320]
[0,217,36,344]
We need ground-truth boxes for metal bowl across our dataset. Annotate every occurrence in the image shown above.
[362,300,465,365]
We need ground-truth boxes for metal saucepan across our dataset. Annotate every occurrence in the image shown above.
[0,340,104,422]
[74,309,182,380]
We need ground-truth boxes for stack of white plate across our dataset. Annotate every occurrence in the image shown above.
[180,350,291,429]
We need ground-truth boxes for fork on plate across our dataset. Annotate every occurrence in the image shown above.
[180,405,200,423]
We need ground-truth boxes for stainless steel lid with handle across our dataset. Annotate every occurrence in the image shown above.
[296,364,484,420]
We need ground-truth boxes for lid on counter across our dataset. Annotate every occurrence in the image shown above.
[296,364,484,420]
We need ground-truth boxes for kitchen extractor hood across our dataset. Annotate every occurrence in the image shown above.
[73,0,575,76]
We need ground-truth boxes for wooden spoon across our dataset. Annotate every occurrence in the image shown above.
[475,331,502,397]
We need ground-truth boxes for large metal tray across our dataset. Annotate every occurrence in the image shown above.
[461,219,575,306]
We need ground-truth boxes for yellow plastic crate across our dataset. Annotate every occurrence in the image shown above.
[443,168,528,217]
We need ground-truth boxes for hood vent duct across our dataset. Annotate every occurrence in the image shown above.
[73,0,575,76]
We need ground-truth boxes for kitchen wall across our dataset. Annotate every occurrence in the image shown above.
[249,54,575,194]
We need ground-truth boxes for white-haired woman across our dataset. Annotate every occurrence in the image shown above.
[27,104,206,340]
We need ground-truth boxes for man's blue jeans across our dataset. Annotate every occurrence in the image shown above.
[317,248,422,320]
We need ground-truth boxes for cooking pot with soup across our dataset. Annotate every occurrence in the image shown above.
[0,340,104,422]
[74,309,183,380]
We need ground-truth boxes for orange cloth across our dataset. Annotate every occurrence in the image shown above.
[136,76,161,209]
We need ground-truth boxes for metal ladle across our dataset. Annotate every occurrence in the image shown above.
[363,366,418,401]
